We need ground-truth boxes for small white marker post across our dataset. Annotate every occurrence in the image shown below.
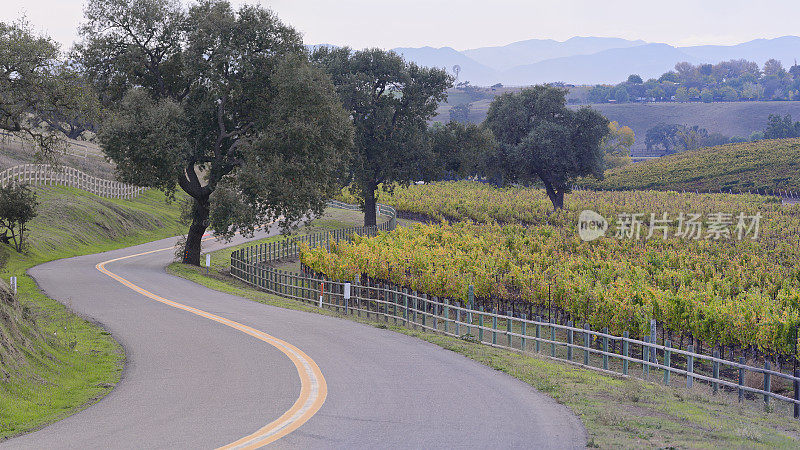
[319,282,324,308]
[10,276,17,295]
[205,254,211,275]
[344,282,351,313]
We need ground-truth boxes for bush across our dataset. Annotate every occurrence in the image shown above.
[0,184,39,252]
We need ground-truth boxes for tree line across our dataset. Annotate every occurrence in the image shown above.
[1,0,618,263]
[588,59,800,103]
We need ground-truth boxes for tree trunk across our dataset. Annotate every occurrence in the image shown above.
[363,182,377,227]
[182,196,210,265]
[542,180,565,210]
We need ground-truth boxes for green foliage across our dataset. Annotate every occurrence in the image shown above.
[312,46,452,226]
[80,0,353,264]
[427,121,495,180]
[485,85,609,209]
[601,121,634,170]
[764,114,800,139]
[0,19,95,159]
[581,138,800,193]
[0,184,38,252]
[314,181,800,356]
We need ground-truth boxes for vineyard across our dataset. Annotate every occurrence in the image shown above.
[311,182,800,358]
[579,138,800,194]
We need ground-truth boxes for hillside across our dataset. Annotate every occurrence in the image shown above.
[433,97,800,153]
[580,138,800,192]
[0,186,184,438]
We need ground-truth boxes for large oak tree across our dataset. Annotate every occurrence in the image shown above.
[312,47,452,227]
[485,85,608,209]
[79,0,353,264]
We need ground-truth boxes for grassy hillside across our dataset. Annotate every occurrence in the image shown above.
[581,101,800,153]
[432,96,800,154]
[0,186,184,439]
[581,138,800,193]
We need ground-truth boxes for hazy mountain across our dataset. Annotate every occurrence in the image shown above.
[501,43,699,85]
[464,36,647,71]
[391,46,498,85]
[309,36,800,86]
[680,36,800,67]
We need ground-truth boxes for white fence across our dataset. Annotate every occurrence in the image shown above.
[0,164,147,199]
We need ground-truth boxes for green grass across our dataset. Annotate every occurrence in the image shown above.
[581,138,800,193]
[169,225,800,449]
[0,185,185,439]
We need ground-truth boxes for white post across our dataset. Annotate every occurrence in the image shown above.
[10,276,16,295]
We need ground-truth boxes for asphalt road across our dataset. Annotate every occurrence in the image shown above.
[6,229,586,449]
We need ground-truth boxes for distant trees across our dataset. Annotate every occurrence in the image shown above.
[645,123,749,154]
[0,184,38,253]
[312,47,452,227]
[428,122,495,180]
[0,19,98,159]
[81,0,353,265]
[449,103,471,123]
[485,85,609,209]
[763,114,800,139]
[584,58,800,104]
[601,121,634,170]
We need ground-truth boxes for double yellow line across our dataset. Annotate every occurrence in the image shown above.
[95,237,327,448]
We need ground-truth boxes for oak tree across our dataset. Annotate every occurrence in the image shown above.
[80,0,353,264]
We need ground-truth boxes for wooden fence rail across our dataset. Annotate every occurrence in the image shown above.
[0,164,147,199]
[231,200,800,419]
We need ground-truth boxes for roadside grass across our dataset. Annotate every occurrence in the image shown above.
[0,185,184,439]
[169,209,800,448]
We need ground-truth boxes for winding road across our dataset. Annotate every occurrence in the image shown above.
[5,227,585,449]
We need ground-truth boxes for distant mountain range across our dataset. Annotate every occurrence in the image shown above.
[373,36,800,86]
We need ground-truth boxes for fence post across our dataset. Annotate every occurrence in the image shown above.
[643,336,650,378]
[521,314,527,351]
[535,316,541,352]
[467,285,474,336]
[622,331,629,375]
[739,357,745,402]
[443,298,449,333]
[550,319,556,357]
[403,289,409,326]
[506,310,513,347]
[663,339,671,385]
[794,369,799,418]
[492,309,498,345]
[454,306,460,336]
[602,327,609,370]
[584,323,590,365]
[687,344,694,388]
[566,320,573,360]
[764,361,771,408]
[478,307,484,342]
[712,349,720,394]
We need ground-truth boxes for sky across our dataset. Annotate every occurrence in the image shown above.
[3,0,800,52]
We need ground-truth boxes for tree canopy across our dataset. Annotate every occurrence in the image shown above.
[81,0,353,264]
[312,47,452,226]
[484,85,609,209]
[0,19,97,158]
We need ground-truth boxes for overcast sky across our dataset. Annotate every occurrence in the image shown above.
[3,0,799,52]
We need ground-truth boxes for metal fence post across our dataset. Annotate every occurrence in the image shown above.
[443,298,449,333]
[602,327,609,370]
[521,314,527,351]
[687,345,694,388]
[584,323,590,365]
[478,307,484,342]
[643,336,650,378]
[566,321,573,361]
[506,310,513,347]
[764,361,772,408]
[663,339,671,385]
[492,309,498,345]
[739,357,745,402]
[794,369,800,418]
[535,316,541,352]
[550,319,556,358]
[712,349,720,394]
[622,331,629,375]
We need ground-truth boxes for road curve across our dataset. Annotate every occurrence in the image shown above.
[6,229,586,449]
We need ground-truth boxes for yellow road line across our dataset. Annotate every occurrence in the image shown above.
[95,236,327,448]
